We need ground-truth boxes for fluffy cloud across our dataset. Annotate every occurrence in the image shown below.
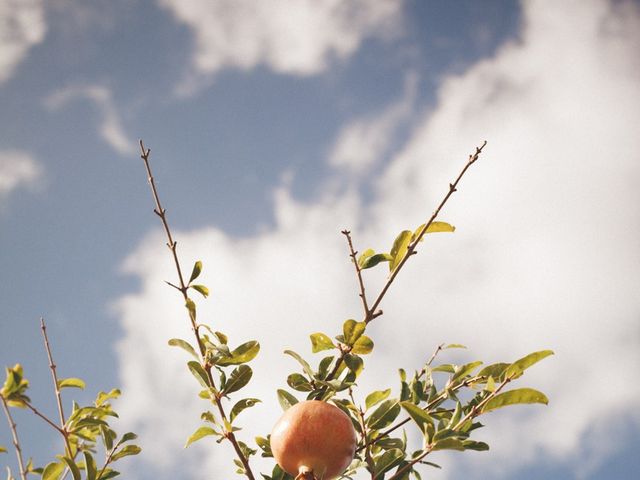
[157,0,402,93]
[0,150,43,201]
[0,0,46,85]
[329,73,417,174]
[114,1,640,479]
[45,85,136,156]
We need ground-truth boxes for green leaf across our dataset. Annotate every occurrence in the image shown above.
[351,335,374,355]
[482,388,549,413]
[185,426,217,447]
[255,436,273,457]
[451,361,483,383]
[57,378,85,390]
[287,373,313,392]
[110,445,141,462]
[168,338,199,359]
[505,350,554,379]
[357,248,375,268]
[42,461,65,480]
[413,222,456,241]
[367,399,401,430]
[217,341,261,366]
[277,389,298,411]
[0,446,6,453]
[190,284,210,298]
[309,333,335,353]
[400,401,434,434]
[96,389,121,406]
[84,452,97,480]
[230,398,261,422]
[283,350,314,378]
[477,363,510,381]
[432,438,465,451]
[462,440,489,451]
[360,253,393,270]
[98,470,120,480]
[223,365,253,395]
[343,354,364,376]
[59,457,81,480]
[187,361,211,388]
[215,331,228,344]
[185,298,197,321]
[374,448,405,476]
[120,432,138,443]
[389,230,412,271]
[189,260,203,284]
[342,319,366,345]
[444,344,466,349]
[365,389,391,410]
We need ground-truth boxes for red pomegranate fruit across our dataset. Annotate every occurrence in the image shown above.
[270,400,357,480]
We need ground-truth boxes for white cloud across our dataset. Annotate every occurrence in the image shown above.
[329,73,417,174]
[0,0,46,85]
[0,150,43,200]
[45,85,136,156]
[157,0,402,94]
[113,0,640,479]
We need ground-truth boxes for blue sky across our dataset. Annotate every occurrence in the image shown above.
[1,1,639,479]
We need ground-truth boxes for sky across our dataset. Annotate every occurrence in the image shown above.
[1,0,639,479]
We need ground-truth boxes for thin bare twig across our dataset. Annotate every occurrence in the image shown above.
[139,140,256,480]
[40,318,72,457]
[1,396,27,480]
[341,230,370,318]
[23,402,65,436]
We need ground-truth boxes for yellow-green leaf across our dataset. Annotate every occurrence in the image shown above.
[389,230,412,271]
[505,350,554,379]
[413,221,456,241]
[187,361,211,388]
[351,335,374,355]
[168,338,199,359]
[222,365,252,395]
[42,461,65,480]
[365,389,391,410]
[342,319,366,345]
[189,260,203,284]
[57,378,86,390]
[190,284,209,298]
[310,333,335,353]
[482,388,549,413]
[185,427,217,448]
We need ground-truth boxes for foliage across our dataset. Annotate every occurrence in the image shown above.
[2,141,553,480]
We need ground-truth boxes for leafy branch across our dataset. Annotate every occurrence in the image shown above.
[139,140,257,480]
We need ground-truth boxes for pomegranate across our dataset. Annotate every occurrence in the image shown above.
[270,400,357,480]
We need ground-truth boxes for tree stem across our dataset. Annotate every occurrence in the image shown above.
[1,395,27,480]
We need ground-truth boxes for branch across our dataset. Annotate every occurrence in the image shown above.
[1,396,27,480]
[348,389,375,477]
[138,140,256,480]
[341,230,370,318]
[40,318,72,457]
[366,141,486,323]
[23,402,66,436]
[324,143,486,390]
[383,444,434,480]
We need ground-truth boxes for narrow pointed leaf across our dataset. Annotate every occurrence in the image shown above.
[367,399,400,430]
[389,230,412,271]
[374,448,404,475]
[482,388,549,413]
[84,452,97,480]
[277,389,298,411]
[168,339,199,359]
[217,341,260,366]
[365,389,391,410]
[230,398,261,422]
[57,378,85,390]
[360,253,393,269]
[505,350,554,379]
[413,222,456,242]
[185,426,217,448]
[223,365,252,395]
[187,361,211,388]
[189,261,202,284]
[190,284,209,298]
[400,401,434,433]
[110,445,141,462]
[283,350,314,378]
